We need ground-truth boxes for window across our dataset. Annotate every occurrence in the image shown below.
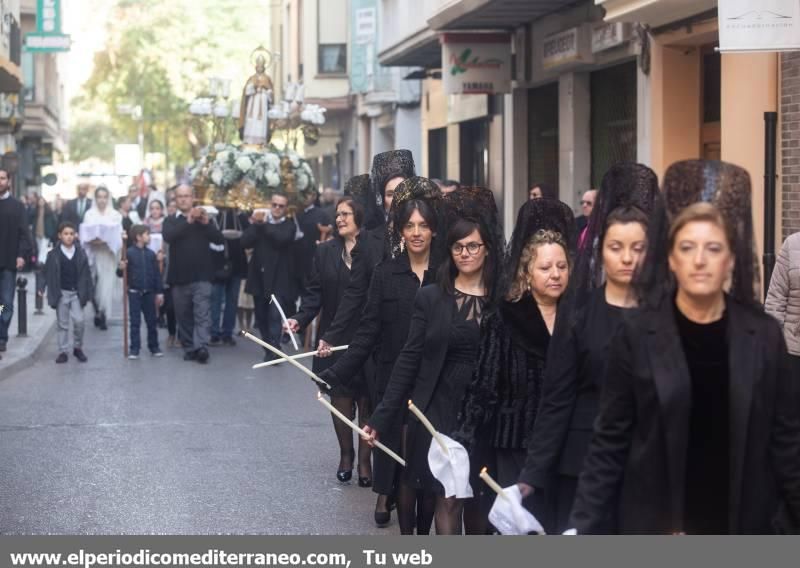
[319,44,346,74]
[460,119,488,187]
[528,83,559,195]
[428,127,447,181]
[590,61,637,186]
[22,51,34,102]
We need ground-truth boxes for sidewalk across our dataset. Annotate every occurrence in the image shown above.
[0,273,56,380]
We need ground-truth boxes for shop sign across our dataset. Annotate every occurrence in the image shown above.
[592,22,631,53]
[24,0,71,52]
[355,7,376,45]
[442,33,511,95]
[719,0,800,52]
[542,26,592,70]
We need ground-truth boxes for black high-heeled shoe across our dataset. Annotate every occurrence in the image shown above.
[336,449,355,483]
[358,476,372,488]
[374,495,391,527]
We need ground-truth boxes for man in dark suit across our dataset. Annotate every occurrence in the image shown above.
[293,188,332,298]
[60,183,92,228]
[241,192,297,360]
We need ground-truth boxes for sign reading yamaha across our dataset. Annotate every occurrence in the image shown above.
[441,33,511,95]
[719,0,800,52]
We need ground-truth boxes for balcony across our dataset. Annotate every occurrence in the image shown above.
[595,0,717,27]
[379,0,448,67]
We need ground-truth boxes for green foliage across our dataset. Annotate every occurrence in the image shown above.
[72,0,272,170]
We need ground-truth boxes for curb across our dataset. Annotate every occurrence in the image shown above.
[0,316,57,381]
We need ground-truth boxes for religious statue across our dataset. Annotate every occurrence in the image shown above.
[239,52,274,146]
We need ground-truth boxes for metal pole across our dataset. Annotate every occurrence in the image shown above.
[763,111,778,300]
[16,276,27,337]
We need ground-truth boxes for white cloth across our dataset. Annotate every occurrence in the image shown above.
[0,191,9,199]
[147,233,163,255]
[488,484,545,535]
[60,244,76,260]
[80,207,123,318]
[243,89,270,145]
[427,434,473,499]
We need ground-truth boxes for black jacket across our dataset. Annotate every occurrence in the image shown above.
[291,238,354,373]
[60,197,92,227]
[322,254,433,396]
[570,296,800,534]
[369,284,455,436]
[321,224,387,346]
[44,245,93,308]
[241,218,296,301]
[117,245,163,293]
[0,195,33,270]
[292,205,332,288]
[163,213,224,285]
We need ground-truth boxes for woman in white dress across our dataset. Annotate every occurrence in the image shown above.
[80,186,123,330]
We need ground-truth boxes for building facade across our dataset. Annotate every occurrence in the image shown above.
[0,0,23,194]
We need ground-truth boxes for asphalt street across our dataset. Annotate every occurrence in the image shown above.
[0,320,395,535]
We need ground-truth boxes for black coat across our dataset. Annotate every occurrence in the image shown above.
[292,205,332,289]
[241,218,296,301]
[163,214,224,285]
[291,238,354,373]
[323,254,433,397]
[60,198,92,227]
[320,224,387,346]
[369,284,455,436]
[44,245,93,308]
[570,296,800,534]
[0,195,33,270]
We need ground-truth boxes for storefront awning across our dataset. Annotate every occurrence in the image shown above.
[0,56,22,94]
[595,0,716,27]
[379,28,441,68]
[427,0,579,31]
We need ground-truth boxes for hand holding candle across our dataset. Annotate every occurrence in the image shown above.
[480,467,509,501]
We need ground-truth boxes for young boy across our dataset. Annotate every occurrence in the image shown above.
[118,224,164,359]
[44,222,93,364]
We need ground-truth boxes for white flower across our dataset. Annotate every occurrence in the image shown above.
[266,171,280,187]
[211,168,223,186]
[214,143,227,152]
[296,172,309,191]
[236,156,253,173]
[265,153,280,169]
[301,161,312,175]
[216,151,229,164]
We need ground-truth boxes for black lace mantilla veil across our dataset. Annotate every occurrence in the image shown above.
[387,176,445,262]
[365,149,416,231]
[506,198,577,297]
[442,186,506,308]
[633,159,759,309]
[571,162,661,303]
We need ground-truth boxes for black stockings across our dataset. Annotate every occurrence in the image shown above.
[330,395,371,476]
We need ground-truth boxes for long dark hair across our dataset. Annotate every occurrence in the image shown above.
[438,217,497,301]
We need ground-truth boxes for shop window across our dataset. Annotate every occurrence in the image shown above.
[459,119,488,187]
[428,127,447,181]
[22,51,34,102]
[590,61,637,187]
[528,83,559,195]
[319,44,347,74]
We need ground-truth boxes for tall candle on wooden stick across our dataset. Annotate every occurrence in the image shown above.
[408,400,449,456]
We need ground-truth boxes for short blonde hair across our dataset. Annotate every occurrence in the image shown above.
[507,229,569,302]
[668,202,732,252]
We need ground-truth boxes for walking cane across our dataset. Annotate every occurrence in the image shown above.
[122,233,129,358]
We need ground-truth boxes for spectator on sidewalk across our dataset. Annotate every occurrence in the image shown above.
[60,183,92,229]
[118,225,164,360]
[241,193,297,361]
[209,208,248,346]
[44,222,92,364]
[0,168,33,355]
[163,185,224,364]
[293,187,332,299]
[575,189,597,233]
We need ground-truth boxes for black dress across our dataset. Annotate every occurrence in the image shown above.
[520,286,625,533]
[405,291,485,493]
[292,238,365,398]
[321,253,434,495]
[674,304,730,534]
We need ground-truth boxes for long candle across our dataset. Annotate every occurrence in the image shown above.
[251,345,349,369]
[317,393,406,467]
[408,400,449,456]
[270,294,300,351]
[480,467,509,501]
[240,330,331,390]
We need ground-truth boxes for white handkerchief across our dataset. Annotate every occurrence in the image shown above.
[427,434,473,499]
[488,484,546,535]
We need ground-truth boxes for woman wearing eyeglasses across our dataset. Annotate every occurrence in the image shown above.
[286,198,372,489]
[364,187,503,535]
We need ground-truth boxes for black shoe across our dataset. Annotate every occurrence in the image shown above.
[209,337,222,347]
[336,449,355,483]
[0,341,6,352]
[73,348,88,363]
[222,336,236,346]
[196,348,209,364]
[55,352,68,364]
[374,495,391,527]
[183,351,198,362]
[358,476,373,488]
[94,315,101,328]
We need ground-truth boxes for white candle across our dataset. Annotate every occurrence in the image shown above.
[480,467,509,501]
[271,294,300,351]
[408,400,449,456]
[240,330,331,390]
[317,393,406,467]
[252,345,349,368]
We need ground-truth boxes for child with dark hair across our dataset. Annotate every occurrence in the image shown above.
[118,224,164,359]
[44,222,93,364]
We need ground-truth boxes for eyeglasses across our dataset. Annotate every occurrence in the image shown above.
[451,242,485,256]
[581,200,593,206]
[335,211,353,219]
[271,203,287,209]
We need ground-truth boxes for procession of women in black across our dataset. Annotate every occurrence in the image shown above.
[270,148,800,535]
